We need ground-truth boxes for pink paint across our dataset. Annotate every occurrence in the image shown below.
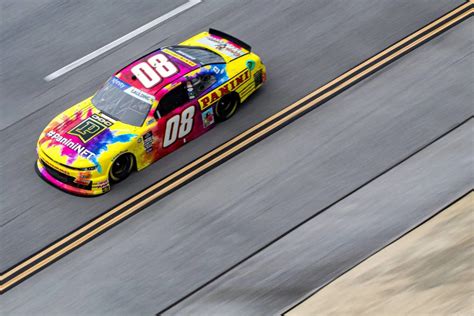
[117,49,199,95]
[37,161,93,195]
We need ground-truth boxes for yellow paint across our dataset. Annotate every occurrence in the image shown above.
[198,70,251,110]
[180,31,250,63]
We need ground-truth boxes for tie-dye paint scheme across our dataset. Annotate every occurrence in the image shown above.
[37,99,139,194]
[37,30,266,195]
[38,100,137,171]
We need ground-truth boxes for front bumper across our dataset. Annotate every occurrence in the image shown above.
[36,153,110,196]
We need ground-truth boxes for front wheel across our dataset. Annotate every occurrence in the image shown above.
[109,154,134,183]
[215,94,239,121]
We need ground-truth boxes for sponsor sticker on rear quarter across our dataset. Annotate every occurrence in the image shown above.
[198,35,246,59]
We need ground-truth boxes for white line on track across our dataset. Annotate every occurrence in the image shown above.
[44,0,202,82]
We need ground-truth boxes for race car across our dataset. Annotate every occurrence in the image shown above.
[36,29,266,195]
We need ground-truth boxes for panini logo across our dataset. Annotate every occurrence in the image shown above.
[198,70,250,110]
[68,114,112,143]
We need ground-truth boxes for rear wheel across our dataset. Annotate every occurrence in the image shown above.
[215,94,239,121]
[109,154,134,183]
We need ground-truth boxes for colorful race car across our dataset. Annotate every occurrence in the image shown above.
[36,29,266,195]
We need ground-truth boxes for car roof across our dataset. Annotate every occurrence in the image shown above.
[115,47,205,95]
[115,30,249,96]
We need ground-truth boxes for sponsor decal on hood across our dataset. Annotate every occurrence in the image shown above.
[39,107,136,171]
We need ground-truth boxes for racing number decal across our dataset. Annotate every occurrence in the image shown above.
[163,106,195,147]
[131,54,178,88]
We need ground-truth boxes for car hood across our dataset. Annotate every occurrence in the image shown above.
[38,99,138,170]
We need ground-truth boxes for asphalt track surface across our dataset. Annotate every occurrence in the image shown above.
[2,2,473,315]
[0,0,187,129]
[0,0,464,272]
[169,121,473,316]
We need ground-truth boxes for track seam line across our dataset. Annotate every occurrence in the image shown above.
[280,189,474,315]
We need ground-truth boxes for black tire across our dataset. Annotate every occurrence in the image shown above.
[109,154,134,183]
[215,94,239,121]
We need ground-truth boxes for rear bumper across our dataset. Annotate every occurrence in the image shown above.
[36,158,110,196]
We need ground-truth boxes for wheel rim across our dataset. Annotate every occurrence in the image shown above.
[217,97,237,119]
[110,155,132,181]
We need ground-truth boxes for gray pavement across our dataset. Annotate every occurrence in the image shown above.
[0,0,186,129]
[2,16,472,315]
[0,0,463,272]
[166,120,474,316]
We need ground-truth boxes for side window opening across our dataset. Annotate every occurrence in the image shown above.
[157,84,189,117]
[191,74,216,96]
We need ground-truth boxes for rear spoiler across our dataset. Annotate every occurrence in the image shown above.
[209,28,251,52]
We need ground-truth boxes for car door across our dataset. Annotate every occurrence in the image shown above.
[186,69,220,130]
[149,81,198,161]
[137,69,221,167]
[154,69,222,153]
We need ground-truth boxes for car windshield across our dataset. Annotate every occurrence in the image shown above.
[166,46,225,64]
[92,77,154,126]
